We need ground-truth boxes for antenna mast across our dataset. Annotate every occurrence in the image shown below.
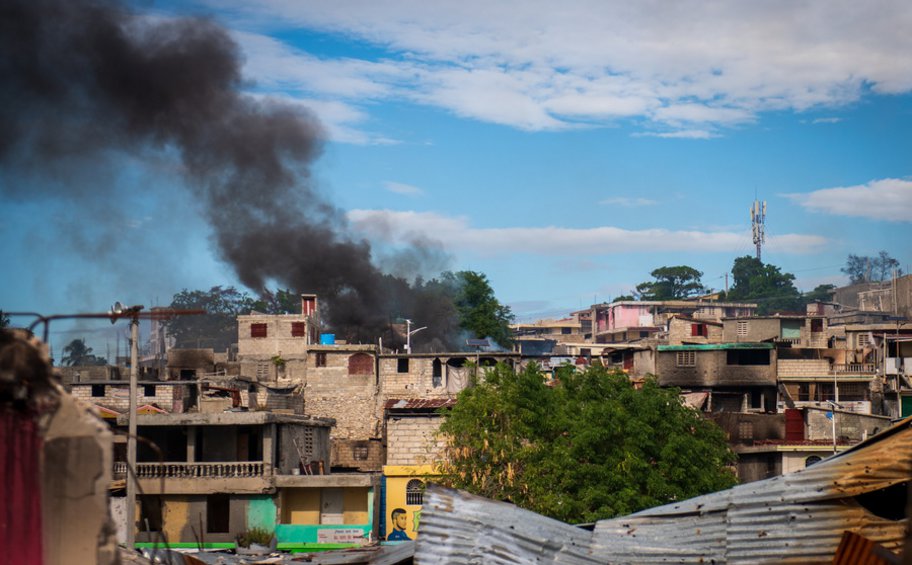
[751,199,766,261]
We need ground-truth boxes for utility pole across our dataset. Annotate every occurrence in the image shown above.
[112,303,143,550]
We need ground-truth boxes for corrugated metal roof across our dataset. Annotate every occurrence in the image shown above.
[658,342,774,351]
[415,417,912,564]
[384,398,457,410]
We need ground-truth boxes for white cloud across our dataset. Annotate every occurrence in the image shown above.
[347,209,827,256]
[599,197,657,207]
[210,0,912,134]
[383,181,424,196]
[811,117,843,124]
[786,178,912,222]
[634,130,720,140]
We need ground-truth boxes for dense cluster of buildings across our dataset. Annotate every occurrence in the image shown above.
[55,276,912,551]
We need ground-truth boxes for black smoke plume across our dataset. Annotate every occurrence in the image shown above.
[0,0,458,349]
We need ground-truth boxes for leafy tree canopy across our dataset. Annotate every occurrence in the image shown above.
[635,266,707,300]
[842,251,903,284]
[62,338,106,366]
[252,288,301,314]
[613,294,636,302]
[164,286,256,351]
[803,284,836,304]
[727,256,802,314]
[438,363,737,523]
[442,271,514,348]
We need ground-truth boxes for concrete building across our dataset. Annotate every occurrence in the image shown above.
[112,411,380,550]
[654,343,778,412]
[592,299,756,344]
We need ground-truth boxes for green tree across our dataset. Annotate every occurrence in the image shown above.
[438,363,737,523]
[727,256,803,314]
[252,288,301,314]
[613,294,636,302]
[444,271,514,348]
[635,266,707,300]
[842,251,902,284]
[164,286,255,351]
[62,338,106,366]
[803,284,836,305]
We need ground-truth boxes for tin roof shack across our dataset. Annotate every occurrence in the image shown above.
[723,315,828,348]
[416,416,912,564]
[656,343,778,413]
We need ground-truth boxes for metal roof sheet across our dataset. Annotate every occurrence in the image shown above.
[415,417,912,564]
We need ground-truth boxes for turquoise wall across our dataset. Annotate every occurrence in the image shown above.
[247,495,277,531]
[275,524,370,544]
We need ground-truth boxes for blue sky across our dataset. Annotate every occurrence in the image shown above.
[3,0,911,356]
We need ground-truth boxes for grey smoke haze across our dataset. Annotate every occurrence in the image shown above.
[0,0,457,348]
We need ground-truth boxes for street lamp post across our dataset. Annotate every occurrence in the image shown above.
[405,319,427,354]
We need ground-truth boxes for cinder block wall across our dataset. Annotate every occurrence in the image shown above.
[385,416,447,466]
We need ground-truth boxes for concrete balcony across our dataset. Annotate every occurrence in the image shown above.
[829,363,877,375]
[135,461,266,479]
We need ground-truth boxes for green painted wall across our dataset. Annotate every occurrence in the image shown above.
[247,495,277,532]
[275,524,370,544]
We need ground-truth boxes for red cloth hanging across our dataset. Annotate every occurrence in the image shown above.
[0,409,44,565]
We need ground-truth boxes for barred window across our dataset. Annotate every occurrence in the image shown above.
[737,321,748,337]
[406,479,425,505]
[676,351,695,367]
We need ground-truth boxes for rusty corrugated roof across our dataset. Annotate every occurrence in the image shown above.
[415,416,912,564]
[384,398,457,410]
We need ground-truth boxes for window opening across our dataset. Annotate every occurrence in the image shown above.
[91,384,105,397]
[676,351,695,367]
[291,322,307,337]
[397,358,409,373]
[250,323,267,338]
[207,494,230,533]
[315,351,327,368]
[143,385,155,397]
[406,479,425,505]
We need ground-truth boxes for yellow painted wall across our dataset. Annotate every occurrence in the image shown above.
[282,488,321,525]
[342,487,369,525]
[383,465,438,540]
[162,496,191,542]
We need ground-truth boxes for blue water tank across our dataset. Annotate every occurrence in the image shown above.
[320,333,336,345]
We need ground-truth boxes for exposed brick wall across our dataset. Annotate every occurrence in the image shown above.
[330,438,384,472]
[777,359,830,378]
[667,319,723,345]
[385,416,447,466]
[70,382,175,411]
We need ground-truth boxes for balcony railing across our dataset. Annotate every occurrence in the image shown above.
[113,461,127,480]
[830,363,877,375]
[133,461,266,479]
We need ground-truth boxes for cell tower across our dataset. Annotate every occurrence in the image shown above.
[750,199,766,261]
